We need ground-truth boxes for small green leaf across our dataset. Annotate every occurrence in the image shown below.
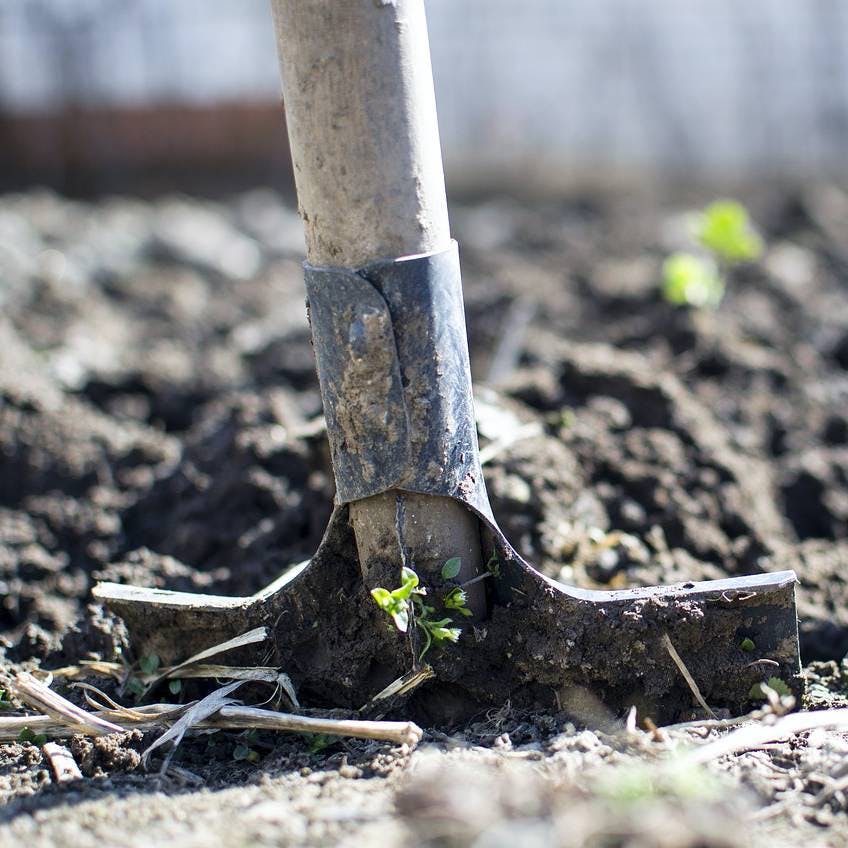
[740,638,755,652]
[370,587,392,610]
[441,557,462,580]
[125,677,146,699]
[662,253,725,309]
[444,587,473,618]
[696,200,763,264]
[444,587,467,609]
[168,679,183,695]
[372,586,410,633]
[391,606,409,633]
[232,744,253,761]
[485,552,501,578]
[766,677,793,697]
[390,568,421,602]
[139,654,161,675]
[18,727,47,746]
[431,626,461,644]
[749,677,793,700]
[389,586,409,603]
[308,733,333,754]
[401,566,419,589]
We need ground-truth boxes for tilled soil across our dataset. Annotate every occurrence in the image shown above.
[1,184,848,846]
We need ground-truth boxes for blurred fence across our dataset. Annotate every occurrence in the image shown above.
[1,0,846,191]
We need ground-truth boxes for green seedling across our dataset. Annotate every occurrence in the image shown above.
[232,730,265,763]
[696,200,763,263]
[168,679,183,695]
[441,558,473,617]
[125,677,146,700]
[441,557,461,580]
[0,688,10,710]
[662,253,724,309]
[444,587,473,616]
[232,743,260,763]
[139,654,161,675]
[414,604,462,661]
[370,566,423,633]
[662,199,763,309]
[124,654,161,702]
[740,638,755,652]
[371,560,469,662]
[307,733,333,754]
[485,550,501,579]
[18,727,47,747]
[749,677,793,700]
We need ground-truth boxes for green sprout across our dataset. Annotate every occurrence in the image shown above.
[662,199,763,309]
[18,727,47,747]
[749,677,793,700]
[139,654,161,675]
[233,729,264,762]
[696,200,763,263]
[444,587,473,616]
[662,253,724,309]
[232,743,260,763]
[168,679,183,695]
[441,557,462,580]
[307,733,333,754]
[415,608,462,661]
[485,550,501,579]
[371,559,471,662]
[125,677,146,700]
[740,638,755,652]
[121,653,164,703]
[370,566,423,633]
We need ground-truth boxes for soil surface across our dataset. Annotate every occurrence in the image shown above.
[1,183,848,846]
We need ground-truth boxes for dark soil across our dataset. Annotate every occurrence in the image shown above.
[1,183,847,846]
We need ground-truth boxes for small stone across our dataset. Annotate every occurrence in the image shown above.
[597,548,619,573]
[501,474,532,504]
[493,733,513,751]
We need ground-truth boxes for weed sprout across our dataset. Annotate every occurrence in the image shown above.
[662,199,763,309]
[371,560,472,662]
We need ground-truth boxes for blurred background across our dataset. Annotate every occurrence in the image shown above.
[2,0,847,195]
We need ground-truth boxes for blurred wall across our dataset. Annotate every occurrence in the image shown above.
[1,0,846,192]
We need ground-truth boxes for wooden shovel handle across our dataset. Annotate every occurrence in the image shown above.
[270,0,485,607]
[270,0,450,267]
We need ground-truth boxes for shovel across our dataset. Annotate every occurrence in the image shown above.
[94,0,800,723]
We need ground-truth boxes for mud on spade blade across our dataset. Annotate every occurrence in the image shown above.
[95,244,801,723]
